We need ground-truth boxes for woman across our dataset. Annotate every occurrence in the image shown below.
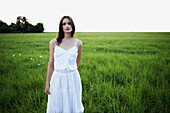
[45,16,84,113]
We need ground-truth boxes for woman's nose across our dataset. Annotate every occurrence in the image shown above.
[66,24,69,27]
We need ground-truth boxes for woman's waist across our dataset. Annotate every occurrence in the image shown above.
[54,64,77,70]
[54,68,77,74]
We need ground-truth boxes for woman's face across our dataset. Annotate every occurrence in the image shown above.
[62,18,72,33]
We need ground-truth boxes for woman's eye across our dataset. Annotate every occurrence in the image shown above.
[62,22,71,25]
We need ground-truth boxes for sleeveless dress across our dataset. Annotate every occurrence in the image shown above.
[46,39,84,113]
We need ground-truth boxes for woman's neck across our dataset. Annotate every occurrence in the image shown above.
[64,33,72,39]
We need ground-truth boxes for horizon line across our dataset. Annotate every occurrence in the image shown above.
[44,30,170,32]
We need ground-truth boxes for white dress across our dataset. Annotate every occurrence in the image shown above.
[46,39,84,113]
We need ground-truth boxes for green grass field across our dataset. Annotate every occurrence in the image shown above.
[0,32,169,113]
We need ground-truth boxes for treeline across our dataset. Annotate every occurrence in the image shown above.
[0,16,44,33]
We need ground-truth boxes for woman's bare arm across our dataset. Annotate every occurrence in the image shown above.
[76,40,83,67]
[46,39,55,88]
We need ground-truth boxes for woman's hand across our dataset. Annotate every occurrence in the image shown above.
[45,86,51,95]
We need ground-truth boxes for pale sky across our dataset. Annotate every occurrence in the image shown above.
[1,0,170,32]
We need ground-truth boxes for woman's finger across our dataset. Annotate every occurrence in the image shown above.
[48,90,51,94]
[45,88,51,95]
[46,90,50,95]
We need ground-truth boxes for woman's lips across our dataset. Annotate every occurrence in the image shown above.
[66,29,70,30]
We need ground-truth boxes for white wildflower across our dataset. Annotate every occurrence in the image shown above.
[40,55,43,58]
[19,53,21,56]
[38,63,40,66]
[12,54,15,57]
[30,58,32,60]
[33,59,34,61]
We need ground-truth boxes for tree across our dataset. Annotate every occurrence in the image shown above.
[34,23,44,33]
[1,16,44,33]
[0,20,11,33]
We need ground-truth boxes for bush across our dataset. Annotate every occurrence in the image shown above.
[0,20,11,33]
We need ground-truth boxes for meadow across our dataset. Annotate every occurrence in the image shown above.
[0,32,169,113]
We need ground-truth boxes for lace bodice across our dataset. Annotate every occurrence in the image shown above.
[53,39,78,72]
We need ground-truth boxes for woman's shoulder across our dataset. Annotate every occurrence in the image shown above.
[49,38,57,45]
[76,39,82,48]
[49,38,57,49]
[76,38,82,45]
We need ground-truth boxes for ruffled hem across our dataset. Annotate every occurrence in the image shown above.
[46,69,84,113]
[46,88,84,113]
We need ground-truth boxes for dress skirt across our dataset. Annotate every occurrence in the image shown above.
[46,69,84,113]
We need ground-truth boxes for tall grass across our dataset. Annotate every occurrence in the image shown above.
[0,32,169,113]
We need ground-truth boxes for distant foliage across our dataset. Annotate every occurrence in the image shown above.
[0,16,44,33]
[0,20,11,33]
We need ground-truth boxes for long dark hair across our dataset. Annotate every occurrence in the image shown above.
[56,16,76,46]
